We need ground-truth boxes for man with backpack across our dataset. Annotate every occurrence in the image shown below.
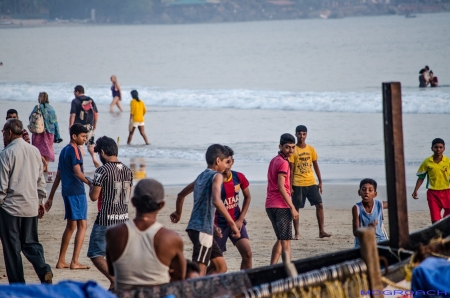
[70,85,100,168]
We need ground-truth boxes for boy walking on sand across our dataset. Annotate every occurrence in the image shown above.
[289,125,331,239]
[171,146,253,270]
[352,178,388,247]
[45,123,92,270]
[171,144,240,276]
[266,134,299,265]
[412,138,450,223]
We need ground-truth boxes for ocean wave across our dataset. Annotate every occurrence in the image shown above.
[1,82,449,114]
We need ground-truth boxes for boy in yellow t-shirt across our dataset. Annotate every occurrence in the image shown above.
[412,138,450,223]
[288,125,331,239]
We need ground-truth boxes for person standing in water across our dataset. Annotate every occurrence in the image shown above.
[127,90,149,145]
[110,75,124,113]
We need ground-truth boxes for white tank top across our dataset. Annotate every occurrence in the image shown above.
[113,220,170,290]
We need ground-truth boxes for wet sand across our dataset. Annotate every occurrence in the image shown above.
[0,182,431,288]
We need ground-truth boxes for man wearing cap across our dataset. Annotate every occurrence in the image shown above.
[88,136,133,290]
[289,125,331,239]
[106,179,186,290]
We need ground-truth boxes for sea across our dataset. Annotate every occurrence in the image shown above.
[1,13,449,195]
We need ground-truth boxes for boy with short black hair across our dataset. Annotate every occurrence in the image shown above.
[4,109,30,147]
[266,133,298,265]
[45,123,92,270]
[289,125,331,239]
[412,138,450,223]
[179,144,240,276]
[352,178,388,247]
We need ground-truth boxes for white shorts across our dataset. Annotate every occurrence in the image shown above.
[132,122,145,128]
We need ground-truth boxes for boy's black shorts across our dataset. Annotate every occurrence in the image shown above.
[292,185,322,209]
[187,229,223,266]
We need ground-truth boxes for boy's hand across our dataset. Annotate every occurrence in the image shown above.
[38,204,45,219]
[214,226,223,238]
[44,199,53,212]
[291,207,299,220]
[412,191,419,200]
[318,182,323,194]
[170,211,181,223]
[368,219,378,227]
[230,223,241,239]
[235,218,244,230]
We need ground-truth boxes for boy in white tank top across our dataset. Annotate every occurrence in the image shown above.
[106,179,186,290]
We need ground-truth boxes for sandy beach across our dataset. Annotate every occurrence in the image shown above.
[0,182,432,288]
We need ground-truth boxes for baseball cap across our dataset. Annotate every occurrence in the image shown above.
[133,179,165,203]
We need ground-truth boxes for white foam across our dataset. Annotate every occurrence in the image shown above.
[1,82,449,114]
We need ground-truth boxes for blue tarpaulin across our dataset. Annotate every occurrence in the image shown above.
[411,257,450,297]
[0,280,116,298]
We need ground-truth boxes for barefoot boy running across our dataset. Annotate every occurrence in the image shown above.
[412,138,450,223]
[289,125,331,239]
[266,133,298,265]
[171,144,240,276]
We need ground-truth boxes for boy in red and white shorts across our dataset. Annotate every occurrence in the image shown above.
[412,138,450,223]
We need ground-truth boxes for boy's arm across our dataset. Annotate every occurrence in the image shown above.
[212,174,241,239]
[170,181,195,223]
[278,173,299,220]
[382,201,388,209]
[73,164,90,184]
[312,160,323,194]
[89,185,102,202]
[45,170,61,212]
[412,178,424,199]
[352,205,360,237]
[236,187,251,229]
[289,162,294,194]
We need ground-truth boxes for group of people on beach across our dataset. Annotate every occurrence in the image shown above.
[419,65,438,88]
[1,83,449,292]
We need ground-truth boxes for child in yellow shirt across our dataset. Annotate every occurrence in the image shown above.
[127,90,149,145]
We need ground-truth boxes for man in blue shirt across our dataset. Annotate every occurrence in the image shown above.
[46,123,92,270]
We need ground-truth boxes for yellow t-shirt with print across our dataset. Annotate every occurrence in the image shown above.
[130,99,147,122]
[416,155,450,190]
[288,144,318,187]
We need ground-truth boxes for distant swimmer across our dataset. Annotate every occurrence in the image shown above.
[429,70,438,87]
[0,62,3,66]
[110,75,124,113]
[419,69,429,88]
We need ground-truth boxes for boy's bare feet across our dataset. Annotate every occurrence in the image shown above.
[319,232,332,238]
[56,262,70,269]
[70,262,90,270]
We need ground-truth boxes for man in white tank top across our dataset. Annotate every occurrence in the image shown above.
[106,179,186,290]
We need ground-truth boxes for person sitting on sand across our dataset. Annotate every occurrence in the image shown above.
[88,136,133,290]
[45,123,92,270]
[429,71,438,87]
[266,134,298,265]
[289,125,331,239]
[127,90,149,145]
[106,179,186,290]
[352,178,388,248]
[4,109,30,147]
[171,146,253,270]
[419,69,429,88]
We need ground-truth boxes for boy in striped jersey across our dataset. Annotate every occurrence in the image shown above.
[88,136,133,290]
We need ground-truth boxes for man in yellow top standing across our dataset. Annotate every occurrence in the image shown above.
[127,90,149,145]
[289,125,331,239]
[412,138,450,224]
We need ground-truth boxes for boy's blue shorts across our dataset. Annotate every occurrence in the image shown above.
[62,194,87,220]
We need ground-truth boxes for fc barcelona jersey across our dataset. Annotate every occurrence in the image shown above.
[215,170,250,228]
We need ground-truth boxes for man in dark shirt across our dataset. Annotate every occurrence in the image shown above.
[69,85,100,167]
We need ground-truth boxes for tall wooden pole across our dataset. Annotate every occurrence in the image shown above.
[382,82,409,248]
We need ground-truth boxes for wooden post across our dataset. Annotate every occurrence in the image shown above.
[356,228,384,298]
[382,82,409,249]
